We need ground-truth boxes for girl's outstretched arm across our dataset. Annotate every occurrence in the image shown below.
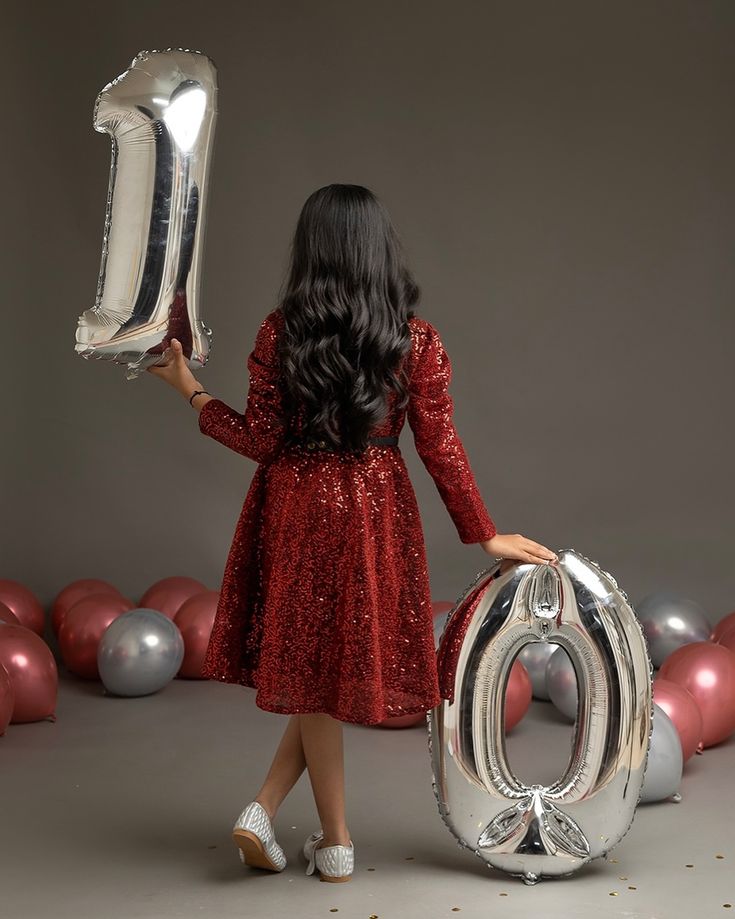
[407,320,557,566]
[407,319,498,545]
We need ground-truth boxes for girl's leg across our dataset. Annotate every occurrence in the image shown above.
[299,712,351,848]
[254,714,307,819]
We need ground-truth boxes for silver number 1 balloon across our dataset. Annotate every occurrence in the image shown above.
[428,548,653,884]
[75,48,217,379]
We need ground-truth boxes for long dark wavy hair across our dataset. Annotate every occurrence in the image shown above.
[276,184,420,452]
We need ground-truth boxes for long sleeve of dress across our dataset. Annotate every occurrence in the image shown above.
[407,320,498,544]
[198,312,287,465]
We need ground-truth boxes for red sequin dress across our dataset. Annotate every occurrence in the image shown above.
[197,308,497,724]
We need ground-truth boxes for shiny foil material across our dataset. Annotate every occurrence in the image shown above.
[428,549,653,883]
[197,309,498,724]
[75,48,217,379]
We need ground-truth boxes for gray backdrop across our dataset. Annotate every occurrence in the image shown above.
[3,1,733,627]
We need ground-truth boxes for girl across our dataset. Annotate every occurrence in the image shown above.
[148,183,557,883]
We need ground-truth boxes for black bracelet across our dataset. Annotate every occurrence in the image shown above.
[189,389,210,406]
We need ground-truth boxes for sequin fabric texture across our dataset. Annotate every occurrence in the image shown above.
[197,307,497,724]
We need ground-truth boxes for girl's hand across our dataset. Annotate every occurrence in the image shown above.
[480,533,558,571]
[147,338,200,397]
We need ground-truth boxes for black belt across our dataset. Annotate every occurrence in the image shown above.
[293,435,399,452]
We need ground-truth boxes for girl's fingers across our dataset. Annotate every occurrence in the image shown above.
[523,538,557,560]
[523,550,557,565]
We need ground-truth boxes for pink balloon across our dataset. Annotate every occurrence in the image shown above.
[0,602,21,626]
[506,659,533,731]
[653,677,705,761]
[174,590,219,678]
[139,576,208,620]
[711,610,735,642]
[432,600,454,616]
[717,624,735,655]
[659,641,735,747]
[0,580,45,634]
[375,710,427,729]
[58,593,134,679]
[52,579,122,636]
[0,624,58,723]
[0,663,15,735]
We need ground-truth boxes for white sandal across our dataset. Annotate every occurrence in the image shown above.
[303,829,355,882]
[231,801,287,872]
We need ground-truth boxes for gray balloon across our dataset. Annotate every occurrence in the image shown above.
[635,591,712,668]
[98,608,184,696]
[545,645,578,721]
[639,703,683,803]
[518,641,559,700]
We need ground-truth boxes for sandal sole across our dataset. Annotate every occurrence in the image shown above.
[232,828,283,871]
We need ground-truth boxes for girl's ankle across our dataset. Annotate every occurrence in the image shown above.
[318,834,352,848]
[254,796,278,820]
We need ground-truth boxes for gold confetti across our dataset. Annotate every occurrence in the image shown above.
[686,864,694,868]
[716,855,725,859]
[609,892,618,897]
[499,893,508,897]
[629,886,637,890]
[451,909,461,913]
[367,867,376,871]
[404,857,415,861]
[609,858,618,863]
[619,876,628,880]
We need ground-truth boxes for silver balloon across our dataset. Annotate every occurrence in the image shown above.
[639,703,683,804]
[75,48,217,380]
[546,645,578,720]
[517,641,558,700]
[98,608,184,696]
[428,548,653,884]
[635,591,712,668]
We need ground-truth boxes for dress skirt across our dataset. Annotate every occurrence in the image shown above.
[197,309,497,725]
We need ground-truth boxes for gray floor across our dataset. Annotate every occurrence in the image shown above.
[3,668,733,919]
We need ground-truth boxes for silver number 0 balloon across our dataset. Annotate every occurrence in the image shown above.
[428,548,653,883]
[75,48,218,379]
